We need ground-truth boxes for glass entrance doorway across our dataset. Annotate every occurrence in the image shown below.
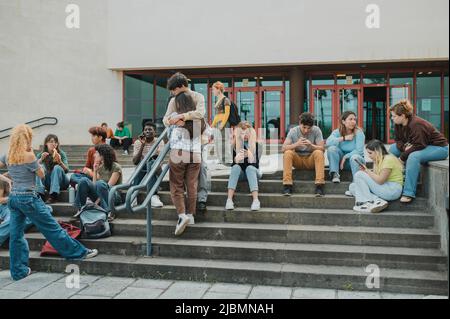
[209,85,285,142]
[363,87,387,142]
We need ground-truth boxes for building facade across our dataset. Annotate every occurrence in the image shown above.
[0,0,448,151]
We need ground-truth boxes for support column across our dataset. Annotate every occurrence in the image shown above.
[289,67,305,126]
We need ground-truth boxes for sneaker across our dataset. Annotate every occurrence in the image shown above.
[151,194,164,208]
[225,199,235,210]
[370,199,389,213]
[315,185,325,197]
[250,199,261,211]
[331,172,340,183]
[187,213,195,225]
[283,185,292,196]
[85,249,98,259]
[353,201,373,213]
[197,201,207,212]
[45,194,58,204]
[27,267,32,277]
[174,214,190,236]
[123,150,129,155]
[345,190,354,197]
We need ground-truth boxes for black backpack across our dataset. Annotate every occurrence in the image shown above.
[222,98,241,126]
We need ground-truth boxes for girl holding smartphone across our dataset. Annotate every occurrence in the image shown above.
[347,140,404,213]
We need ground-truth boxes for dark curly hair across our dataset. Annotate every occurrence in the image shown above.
[94,144,117,171]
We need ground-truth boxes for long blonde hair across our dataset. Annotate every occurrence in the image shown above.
[7,124,33,165]
[365,139,390,173]
[234,121,257,163]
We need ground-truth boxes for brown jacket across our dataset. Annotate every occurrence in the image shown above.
[394,116,448,161]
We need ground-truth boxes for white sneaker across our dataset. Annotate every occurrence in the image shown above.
[225,199,235,210]
[345,190,354,197]
[174,214,190,236]
[123,150,129,155]
[85,249,99,259]
[370,199,388,214]
[151,194,164,208]
[250,199,261,211]
[353,202,373,213]
[331,172,341,183]
[187,213,195,225]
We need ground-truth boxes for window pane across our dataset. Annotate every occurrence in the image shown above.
[416,72,442,130]
[261,76,283,87]
[285,80,291,136]
[444,73,448,139]
[363,73,387,84]
[336,73,361,85]
[125,74,153,100]
[190,79,208,119]
[314,89,333,138]
[155,77,170,123]
[311,74,334,86]
[234,77,257,87]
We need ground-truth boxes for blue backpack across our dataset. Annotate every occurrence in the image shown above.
[79,203,111,239]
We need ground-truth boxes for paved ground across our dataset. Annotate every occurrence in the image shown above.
[0,270,447,299]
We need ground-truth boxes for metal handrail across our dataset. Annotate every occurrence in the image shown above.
[0,117,58,140]
[108,127,172,256]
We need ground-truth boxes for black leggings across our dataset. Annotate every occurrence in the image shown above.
[111,138,133,152]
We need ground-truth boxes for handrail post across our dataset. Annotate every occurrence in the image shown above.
[146,201,153,256]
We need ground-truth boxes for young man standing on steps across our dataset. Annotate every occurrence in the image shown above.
[282,112,326,197]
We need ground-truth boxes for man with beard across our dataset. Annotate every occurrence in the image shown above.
[132,122,164,208]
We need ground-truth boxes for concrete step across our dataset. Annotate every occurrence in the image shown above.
[104,219,441,249]
[0,251,446,295]
[160,179,424,196]
[47,203,434,229]
[158,192,429,211]
[15,234,447,272]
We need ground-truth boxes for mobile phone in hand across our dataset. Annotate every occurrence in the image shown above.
[354,157,365,167]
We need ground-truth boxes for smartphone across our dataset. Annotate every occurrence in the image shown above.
[354,157,365,167]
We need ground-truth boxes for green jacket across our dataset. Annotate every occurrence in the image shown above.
[37,149,70,172]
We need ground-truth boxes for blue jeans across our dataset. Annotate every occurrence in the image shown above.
[227,165,261,192]
[390,144,449,198]
[133,159,158,191]
[327,146,365,178]
[36,165,69,195]
[8,190,88,280]
[0,204,33,246]
[69,173,92,185]
[349,171,403,204]
[74,179,110,211]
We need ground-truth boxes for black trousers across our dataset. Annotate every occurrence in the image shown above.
[111,138,133,152]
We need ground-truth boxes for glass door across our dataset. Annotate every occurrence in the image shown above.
[337,87,362,128]
[235,88,258,129]
[260,88,285,143]
[311,88,334,139]
[388,85,411,143]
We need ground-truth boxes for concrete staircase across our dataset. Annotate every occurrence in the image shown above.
[0,145,448,296]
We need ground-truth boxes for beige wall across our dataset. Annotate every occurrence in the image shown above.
[0,0,448,151]
[0,0,121,153]
[107,0,449,70]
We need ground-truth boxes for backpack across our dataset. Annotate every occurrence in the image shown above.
[222,98,241,126]
[79,203,111,239]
